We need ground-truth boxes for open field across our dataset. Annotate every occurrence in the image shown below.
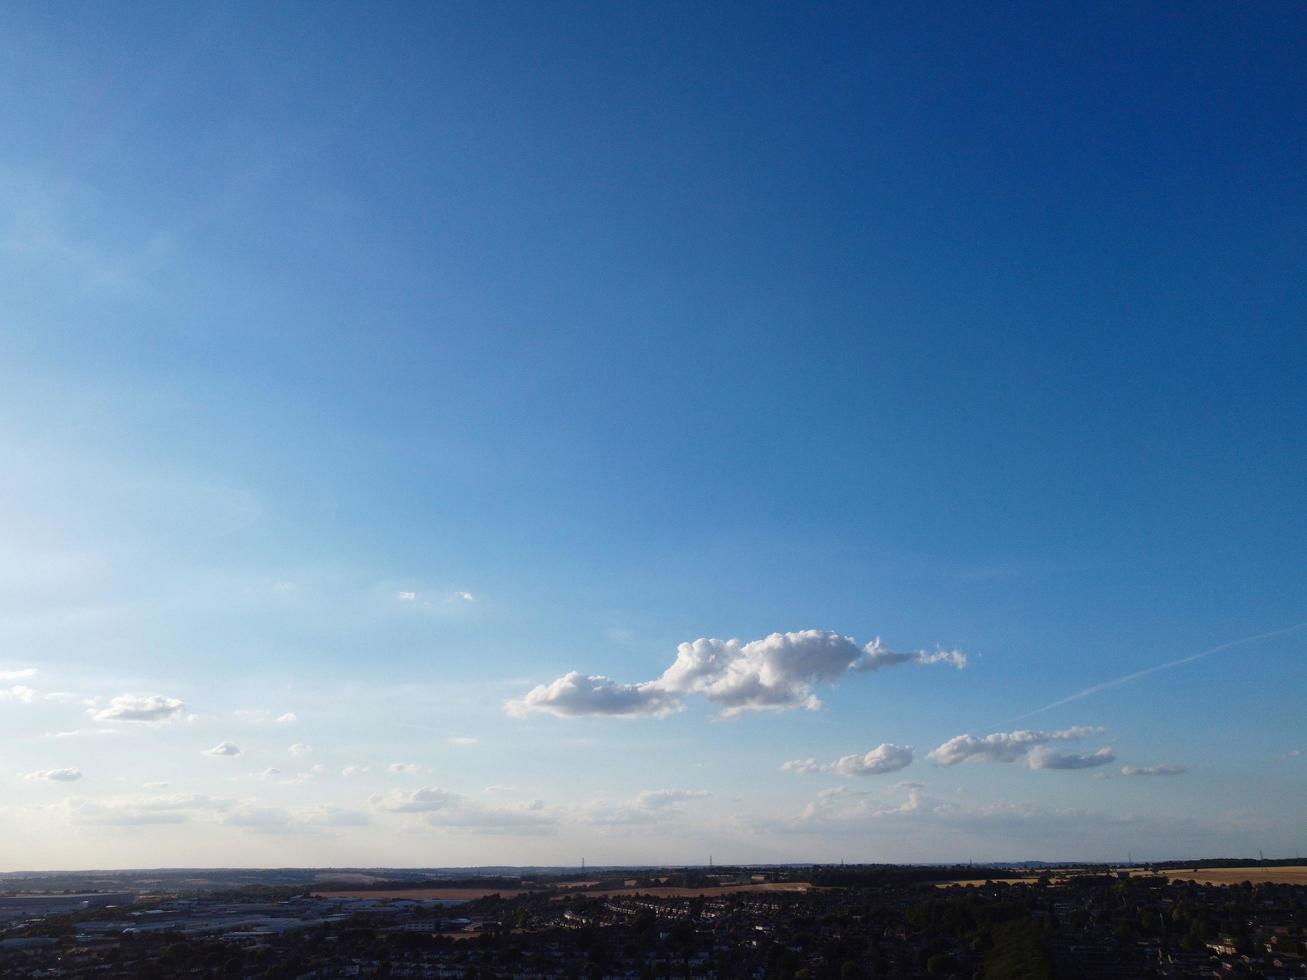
[1126,866,1307,886]
[315,887,529,900]
[936,867,1307,888]
[934,877,1050,888]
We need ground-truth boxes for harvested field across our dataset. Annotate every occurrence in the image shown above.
[934,877,1049,888]
[1126,866,1307,886]
[315,888,528,900]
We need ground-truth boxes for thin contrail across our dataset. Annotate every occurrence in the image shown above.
[1010,621,1307,723]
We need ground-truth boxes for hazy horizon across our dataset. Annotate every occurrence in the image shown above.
[1,2,1303,872]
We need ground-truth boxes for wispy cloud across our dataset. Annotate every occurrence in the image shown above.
[1014,621,1307,722]
[1121,763,1186,777]
[24,767,83,782]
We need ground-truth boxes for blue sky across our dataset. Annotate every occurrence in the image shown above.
[0,1,1303,869]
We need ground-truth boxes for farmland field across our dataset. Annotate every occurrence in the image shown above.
[1129,866,1307,886]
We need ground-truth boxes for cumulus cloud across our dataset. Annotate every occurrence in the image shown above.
[1121,763,1186,777]
[93,694,185,723]
[783,743,915,777]
[1027,746,1116,770]
[276,712,298,724]
[0,668,38,681]
[1,685,38,703]
[202,741,242,757]
[342,765,370,777]
[24,767,83,782]
[508,630,965,719]
[927,727,1105,767]
[505,672,679,719]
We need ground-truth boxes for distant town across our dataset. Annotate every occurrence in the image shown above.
[2,860,1304,978]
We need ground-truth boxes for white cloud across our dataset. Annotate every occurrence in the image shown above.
[454,591,475,602]
[369,786,708,836]
[202,741,242,757]
[1027,746,1116,770]
[634,789,711,808]
[448,737,478,747]
[927,727,1105,767]
[1121,763,1186,777]
[781,758,826,774]
[387,762,423,774]
[397,591,417,601]
[289,743,312,756]
[44,692,98,706]
[234,709,299,725]
[0,668,38,681]
[302,804,371,827]
[371,787,464,813]
[505,672,679,719]
[567,790,712,829]
[93,694,185,723]
[259,767,282,779]
[342,765,370,777]
[24,767,83,782]
[1281,749,1301,760]
[371,787,555,834]
[508,629,965,719]
[830,744,916,776]
[852,640,967,673]
[143,781,169,789]
[44,728,118,738]
[783,743,915,777]
[1,685,38,703]
[46,792,365,834]
[53,794,235,827]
